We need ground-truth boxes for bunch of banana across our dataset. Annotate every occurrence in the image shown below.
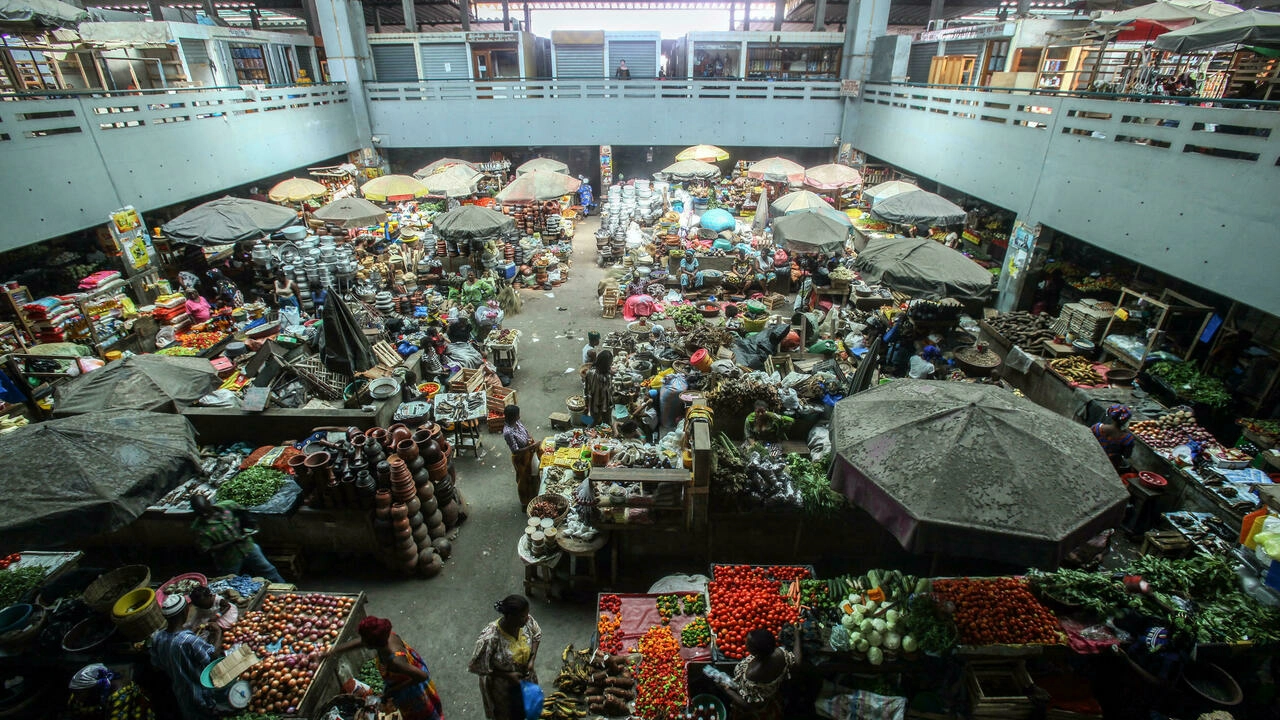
[553,644,596,695]
[540,690,587,719]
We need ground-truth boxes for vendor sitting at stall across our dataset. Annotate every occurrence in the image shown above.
[713,628,800,720]
[66,663,156,720]
[744,401,794,447]
[635,391,660,442]
[184,291,212,323]
[908,344,945,379]
[328,617,444,720]
[679,253,705,292]
[1093,404,1136,471]
[723,304,745,334]
[734,250,769,297]
[461,271,496,307]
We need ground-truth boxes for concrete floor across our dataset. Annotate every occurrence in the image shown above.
[314,215,631,719]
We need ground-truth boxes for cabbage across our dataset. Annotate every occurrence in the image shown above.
[840,614,856,629]
[854,638,870,653]
[885,620,897,634]
[850,608,865,622]
[871,618,887,633]
[902,635,918,653]
[865,600,878,613]
[858,619,875,634]
[885,609,899,624]
[829,625,851,651]
[884,632,901,650]
[849,631,863,645]
[867,630,883,647]
[867,647,884,665]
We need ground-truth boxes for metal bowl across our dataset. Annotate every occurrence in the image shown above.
[368,377,401,400]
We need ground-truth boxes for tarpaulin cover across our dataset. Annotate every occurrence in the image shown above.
[161,196,299,247]
[431,205,515,241]
[771,211,850,254]
[1154,8,1280,51]
[53,354,220,415]
[609,594,712,661]
[830,381,1127,568]
[698,208,736,232]
[0,410,200,548]
[0,0,87,26]
[733,324,791,369]
[853,236,994,301]
[320,297,375,375]
[868,190,966,227]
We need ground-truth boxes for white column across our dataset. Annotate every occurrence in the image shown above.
[314,0,373,140]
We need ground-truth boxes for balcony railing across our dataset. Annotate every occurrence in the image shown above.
[366,77,843,103]
[0,83,358,251]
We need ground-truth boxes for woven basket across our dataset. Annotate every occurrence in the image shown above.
[84,565,151,614]
[526,494,570,526]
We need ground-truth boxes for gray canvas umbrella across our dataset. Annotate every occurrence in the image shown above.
[831,381,1128,568]
[853,236,994,301]
[1095,1,1222,26]
[0,0,88,27]
[494,171,581,203]
[431,205,515,241]
[1155,8,1280,51]
[0,410,200,548]
[771,211,851,254]
[419,164,481,198]
[771,190,853,226]
[53,355,220,415]
[413,157,479,178]
[869,189,966,227]
[314,197,387,229]
[655,160,721,182]
[162,196,299,247]
[516,157,569,175]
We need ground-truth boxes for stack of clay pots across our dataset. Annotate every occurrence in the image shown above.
[368,422,456,578]
[288,427,380,510]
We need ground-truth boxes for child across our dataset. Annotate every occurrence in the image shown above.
[185,585,236,637]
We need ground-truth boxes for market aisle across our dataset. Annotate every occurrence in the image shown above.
[319,216,610,719]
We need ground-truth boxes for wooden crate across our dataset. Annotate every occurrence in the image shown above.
[487,386,517,412]
[967,662,1034,720]
[448,367,484,393]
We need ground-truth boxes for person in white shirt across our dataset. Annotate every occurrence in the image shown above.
[582,331,600,364]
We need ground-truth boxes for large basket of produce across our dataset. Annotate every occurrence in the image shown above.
[527,494,570,526]
[83,565,151,614]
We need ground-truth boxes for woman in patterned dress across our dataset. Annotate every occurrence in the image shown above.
[469,595,542,720]
[717,628,799,720]
[328,617,443,720]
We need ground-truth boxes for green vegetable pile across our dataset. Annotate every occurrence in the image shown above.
[667,304,704,329]
[786,454,846,516]
[357,658,384,694]
[1028,556,1280,644]
[0,566,46,606]
[786,578,836,611]
[217,466,288,507]
[1149,361,1232,408]
[904,594,958,654]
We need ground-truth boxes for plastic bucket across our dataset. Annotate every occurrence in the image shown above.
[690,348,712,372]
[111,588,164,641]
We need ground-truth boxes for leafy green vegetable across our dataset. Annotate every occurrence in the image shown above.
[786,454,846,516]
[217,466,287,507]
[904,594,957,654]
[358,658,384,694]
[1149,362,1232,408]
[0,566,46,606]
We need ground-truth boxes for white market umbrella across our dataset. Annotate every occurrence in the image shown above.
[804,163,864,190]
[516,157,569,176]
[419,164,481,198]
[864,180,919,205]
[747,157,805,184]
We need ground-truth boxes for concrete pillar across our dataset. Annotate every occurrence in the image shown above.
[743,0,751,30]
[840,0,891,81]
[523,2,531,31]
[401,0,415,31]
[813,0,827,31]
[773,0,785,31]
[501,0,510,30]
[458,0,471,31]
[302,0,318,38]
[148,0,165,23]
[314,0,373,140]
[995,220,1048,312]
[928,0,945,27]
[729,3,736,31]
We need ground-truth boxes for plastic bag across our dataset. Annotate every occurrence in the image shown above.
[816,690,907,720]
[521,680,544,720]
[1005,345,1036,374]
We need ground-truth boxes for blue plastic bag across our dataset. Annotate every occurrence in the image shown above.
[521,680,544,720]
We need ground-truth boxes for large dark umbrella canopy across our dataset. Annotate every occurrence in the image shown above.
[831,381,1128,568]
[1154,8,1280,51]
[869,189,966,227]
[771,211,851,254]
[53,355,219,415]
[162,196,299,247]
[0,410,201,548]
[854,236,994,301]
[431,205,515,241]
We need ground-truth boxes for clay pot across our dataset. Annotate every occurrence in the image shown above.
[425,509,443,528]
[350,433,369,450]
[431,537,452,561]
[304,451,332,472]
[346,426,364,441]
[393,521,412,539]
[427,458,449,483]
[398,545,419,567]
[419,552,443,578]
[416,482,435,502]
[405,496,421,516]
[413,468,432,489]
[397,535,417,552]
[415,422,442,445]
[438,439,453,459]
[428,522,448,540]
[422,447,444,466]
[409,512,425,530]
[420,495,439,517]
[374,505,391,522]
[287,453,310,482]
[374,489,392,510]
[412,524,430,544]
[389,423,413,445]
[441,499,461,529]
[396,439,419,463]
[390,502,409,521]
[366,427,390,449]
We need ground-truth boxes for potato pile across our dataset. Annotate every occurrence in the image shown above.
[1049,357,1104,385]
[987,312,1056,354]
[1130,409,1216,449]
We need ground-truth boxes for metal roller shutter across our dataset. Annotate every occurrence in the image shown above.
[607,41,656,78]
[906,42,938,84]
[555,45,603,78]
[942,40,983,57]
[371,44,418,82]
[420,43,469,80]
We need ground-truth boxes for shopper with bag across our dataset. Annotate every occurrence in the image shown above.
[469,595,543,720]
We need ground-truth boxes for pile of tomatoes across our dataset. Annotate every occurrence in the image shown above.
[176,331,224,350]
[931,578,1060,646]
[0,553,20,570]
[223,592,357,715]
[707,565,801,659]
[632,626,687,720]
[768,566,812,583]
